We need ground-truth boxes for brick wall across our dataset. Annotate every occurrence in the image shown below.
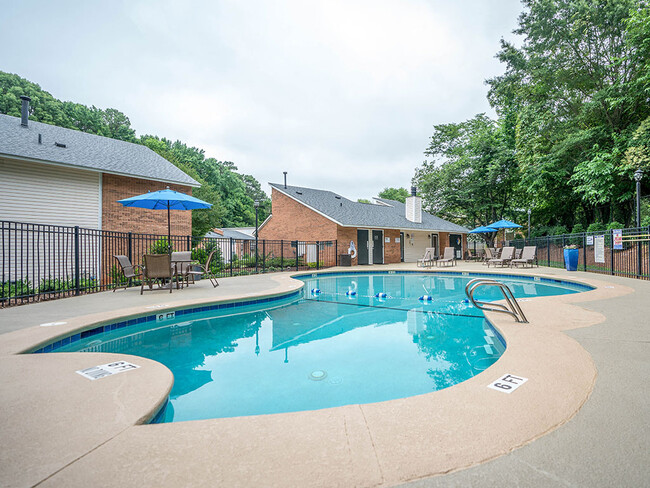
[102,174,193,236]
[337,226,359,265]
[258,188,338,241]
[384,229,401,263]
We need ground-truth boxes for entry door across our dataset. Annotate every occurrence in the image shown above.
[449,234,463,259]
[372,230,383,264]
[400,232,405,262]
[357,229,369,265]
[431,234,439,258]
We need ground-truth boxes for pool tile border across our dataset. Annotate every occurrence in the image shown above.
[30,290,302,354]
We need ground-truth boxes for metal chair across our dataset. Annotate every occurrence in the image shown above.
[185,249,220,288]
[112,255,142,292]
[141,254,174,294]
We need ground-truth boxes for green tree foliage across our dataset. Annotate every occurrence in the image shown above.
[416,0,650,231]
[377,187,411,203]
[414,114,520,227]
[357,198,372,204]
[0,71,270,234]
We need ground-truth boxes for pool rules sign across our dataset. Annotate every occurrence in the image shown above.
[488,374,528,394]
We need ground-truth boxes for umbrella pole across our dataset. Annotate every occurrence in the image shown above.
[167,202,172,255]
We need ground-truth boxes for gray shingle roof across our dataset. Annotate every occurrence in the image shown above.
[269,183,470,233]
[206,228,255,240]
[0,114,199,187]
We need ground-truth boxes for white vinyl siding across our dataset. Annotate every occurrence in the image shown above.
[0,157,101,228]
[1,157,101,285]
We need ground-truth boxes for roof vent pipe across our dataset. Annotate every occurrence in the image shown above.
[20,95,31,128]
[411,186,417,197]
[283,171,287,189]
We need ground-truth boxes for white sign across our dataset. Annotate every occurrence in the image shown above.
[385,237,390,243]
[395,238,400,243]
[586,235,594,245]
[487,374,528,394]
[594,235,605,263]
[76,361,140,381]
[157,311,176,322]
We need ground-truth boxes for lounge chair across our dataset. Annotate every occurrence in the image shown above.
[487,246,514,267]
[185,249,220,288]
[417,247,436,268]
[436,247,456,267]
[141,254,174,294]
[482,247,494,265]
[510,246,538,268]
[112,255,142,292]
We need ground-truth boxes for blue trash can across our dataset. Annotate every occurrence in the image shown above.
[563,248,579,271]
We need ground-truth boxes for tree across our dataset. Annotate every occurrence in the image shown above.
[377,187,410,203]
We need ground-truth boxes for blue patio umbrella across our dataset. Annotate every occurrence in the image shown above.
[488,219,522,229]
[469,225,499,234]
[118,187,212,251]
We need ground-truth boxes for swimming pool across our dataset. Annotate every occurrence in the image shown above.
[48,272,590,422]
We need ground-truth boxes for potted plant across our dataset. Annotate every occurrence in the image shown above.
[563,244,579,271]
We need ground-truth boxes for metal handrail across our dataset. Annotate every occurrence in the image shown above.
[465,278,529,323]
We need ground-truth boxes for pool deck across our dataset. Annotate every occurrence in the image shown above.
[0,263,647,487]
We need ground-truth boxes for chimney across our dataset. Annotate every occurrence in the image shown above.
[405,186,422,223]
[20,95,31,128]
[283,171,287,189]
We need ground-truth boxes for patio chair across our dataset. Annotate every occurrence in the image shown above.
[436,247,456,267]
[185,248,220,288]
[141,254,174,294]
[112,255,142,292]
[510,246,538,268]
[487,246,514,267]
[171,251,193,288]
[514,248,523,260]
[482,247,494,265]
[417,248,435,267]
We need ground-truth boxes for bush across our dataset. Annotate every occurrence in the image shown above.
[149,237,171,254]
[1,279,35,299]
[587,222,607,233]
[606,221,624,230]
[530,225,550,238]
[571,223,585,234]
[550,225,568,236]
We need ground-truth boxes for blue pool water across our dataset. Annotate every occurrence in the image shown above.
[53,272,588,422]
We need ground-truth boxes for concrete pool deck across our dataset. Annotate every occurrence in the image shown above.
[0,263,647,487]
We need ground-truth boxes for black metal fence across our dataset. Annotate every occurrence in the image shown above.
[1,220,338,307]
[509,226,650,280]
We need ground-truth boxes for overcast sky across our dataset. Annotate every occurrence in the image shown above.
[1,0,522,200]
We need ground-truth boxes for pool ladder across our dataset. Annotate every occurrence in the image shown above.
[465,278,529,323]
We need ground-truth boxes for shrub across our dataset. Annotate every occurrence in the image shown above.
[149,237,171,254]
[571,223,585,234]
[606,221,624,230]
[550,225,568,236]
[1,279,35,299]
[587,222,607,233]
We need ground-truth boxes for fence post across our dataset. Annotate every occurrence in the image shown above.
[316,241,320,270]
[127,232,133,262]
[74,226,80,296]
[296,241,299,271]
[637,228,642,279]
[610,229,615,276]
[547,236,550,267]
[187,235,191,252]
[281,240,284,269]
[583,233,587,271]
[229,238,233,277]
[262,240,266,273]
[335,240,338,266]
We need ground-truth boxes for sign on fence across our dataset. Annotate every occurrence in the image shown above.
[586,235,594,245]
[594,235,605,263]
[612,229,623,250]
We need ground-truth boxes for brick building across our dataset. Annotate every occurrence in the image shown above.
[258,183,469,265]
[0,96,199,235]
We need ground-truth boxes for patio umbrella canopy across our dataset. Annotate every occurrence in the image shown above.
[488,219,522,229]
[469,225,498,234]
[117,187,212,251]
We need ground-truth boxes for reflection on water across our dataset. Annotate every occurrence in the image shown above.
[52,273,583,422]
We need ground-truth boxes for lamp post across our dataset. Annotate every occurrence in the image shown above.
[254,199,259,273]
[527,208,532,240]
[634,169,643,227]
